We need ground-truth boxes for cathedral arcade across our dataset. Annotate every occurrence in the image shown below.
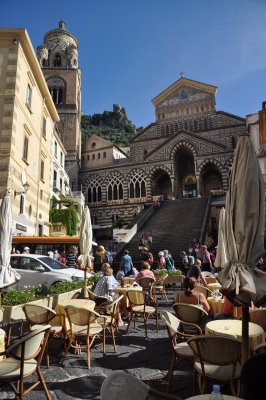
[79,77,246,226]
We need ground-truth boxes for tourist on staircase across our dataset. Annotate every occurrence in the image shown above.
[164,250,174,272]
[200,245,212,272]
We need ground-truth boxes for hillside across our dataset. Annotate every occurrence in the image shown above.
[81,104,140,147]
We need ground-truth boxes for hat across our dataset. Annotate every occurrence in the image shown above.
[24,247,30,251]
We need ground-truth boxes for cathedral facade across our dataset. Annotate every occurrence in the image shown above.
[79,77,247,226]
[36,22,247,228]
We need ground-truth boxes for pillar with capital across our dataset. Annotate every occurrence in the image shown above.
[196,175,201,197]
[170,176,175,200]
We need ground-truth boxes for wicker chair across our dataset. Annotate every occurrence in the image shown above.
[60,306,106,369]
[154,273,168,302]
[194,284,213,299]
[173,303,208,335]
[254,343,266,355]
[23,304,62,368]
[101,370,182,400]
[187,335,242,396]
[126,290,158,338]
[161,310,199,393]
[0,325,51,399]
[137,277,154,295]
[249,308,266,331]
[97,295,124,352]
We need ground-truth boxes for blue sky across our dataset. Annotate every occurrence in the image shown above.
[1,0,266,127]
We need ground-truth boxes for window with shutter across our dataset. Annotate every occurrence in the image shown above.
[23,136,29,162]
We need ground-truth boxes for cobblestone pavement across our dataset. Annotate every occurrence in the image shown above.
[0,288,194,400]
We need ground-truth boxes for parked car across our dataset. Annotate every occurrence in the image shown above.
[10,254,92,290]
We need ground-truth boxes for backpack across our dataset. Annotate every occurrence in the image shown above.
[188,255,195,267]
[105,251,113,264]
[149,252,154,264]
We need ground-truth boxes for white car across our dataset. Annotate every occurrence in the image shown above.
[10,254,92,290]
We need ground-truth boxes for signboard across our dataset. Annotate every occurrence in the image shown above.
[16,223,27,232]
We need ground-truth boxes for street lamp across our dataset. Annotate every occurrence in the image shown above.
[14,182,29,197]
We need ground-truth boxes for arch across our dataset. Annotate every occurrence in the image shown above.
[170,140,198,159]
[47,76,66,105]
[149,165,172,180]
[106,171,124,201]
[150,167,172,200]
[86,175,103,204]
[128,169,147,198]
[200,164,223,196]
[173,145,196,198]
[53,53,62,67]
[197,158,224,174]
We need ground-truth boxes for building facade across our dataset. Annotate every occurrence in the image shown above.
[79,77,247,226]
[0,28,59,236]
[37,21,81,189]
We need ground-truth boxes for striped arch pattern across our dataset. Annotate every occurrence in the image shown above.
[86,174,103,204]
[197,158,228,190]
[127,169,147,199]
[149,165,172,180]
[170,140,198,159]
[106,171,125,201]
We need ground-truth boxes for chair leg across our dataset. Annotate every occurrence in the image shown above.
[37,367,51,400]
[103,325,106,356]
[125,313,133,334]
[144,314,148,338]
[7,323,12,346]
[60,337,73,365]
[87,337,91,369]
[167,353,177,393]
[111,326,117,352]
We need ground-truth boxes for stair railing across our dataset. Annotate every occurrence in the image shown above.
[199,195,212,245]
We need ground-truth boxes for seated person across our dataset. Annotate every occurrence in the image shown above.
[241,354,266,400]
[99,263,118,291]
[135,261,155,283]
[189,259,208,287]
[94,267,125,326]
[175,277,210,313]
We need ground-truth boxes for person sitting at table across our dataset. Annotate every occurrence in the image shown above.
[99,263,118,291]
[188,259,208,287]
[176,277,210,313]
[93,267,125,326]
[135,261,155,283]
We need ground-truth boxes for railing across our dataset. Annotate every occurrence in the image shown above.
[199,196,212,244]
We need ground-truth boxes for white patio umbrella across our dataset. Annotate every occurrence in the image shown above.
[217,134,266,364]
[0,188,20,292]
[79,206,93,298]
[214,207,228,270]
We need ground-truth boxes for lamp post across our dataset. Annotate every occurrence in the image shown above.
[14,182,29,197]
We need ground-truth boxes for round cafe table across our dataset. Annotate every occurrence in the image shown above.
[115,285,142,307]
[207,282,222,291]
[186,395,243,400]
[0,329,5,360]
[55,298,95,331]
[205,276,217,284]
[205,319,264,350]
[207,296,224,317]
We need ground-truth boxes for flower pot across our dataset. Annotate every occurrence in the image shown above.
[1,296,53,324]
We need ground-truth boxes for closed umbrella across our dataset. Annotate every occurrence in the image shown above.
[0,188,20,292]
[79,206,93,298]
[217,134,266,364]
[214,207,228,271]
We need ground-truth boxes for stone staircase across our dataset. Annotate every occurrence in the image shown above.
[113,197,209,271]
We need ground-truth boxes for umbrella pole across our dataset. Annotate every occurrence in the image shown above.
[241,305,249,366]
[84,267,88,298]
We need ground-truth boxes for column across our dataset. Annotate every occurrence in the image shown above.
[196,175,201,197]
[171,177,175,200]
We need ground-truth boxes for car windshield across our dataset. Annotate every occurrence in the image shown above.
[40,257,68,270]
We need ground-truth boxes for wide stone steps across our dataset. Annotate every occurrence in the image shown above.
[114,197,209,271]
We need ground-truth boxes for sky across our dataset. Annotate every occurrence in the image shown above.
[1,0,266,128]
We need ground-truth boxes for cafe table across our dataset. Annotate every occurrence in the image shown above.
[0,329,5,360]
[55,298,95,331]
[205,276,217,284]
[115,285,143,307]
[207,296,224,317]
[186,395,243,400]
[205,319,264,350]
[207,282,222,291]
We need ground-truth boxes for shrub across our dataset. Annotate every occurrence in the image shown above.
[153,269,182,276]
[2,285,48,306]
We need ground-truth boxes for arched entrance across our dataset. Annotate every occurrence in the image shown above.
[151,170,172,200]
[201,165,223,196]
[174,147,196,198]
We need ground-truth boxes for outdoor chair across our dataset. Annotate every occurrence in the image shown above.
[0,325,51,399]
[201,271,214,278]
[126,290,158,338]
[161,310,200,393]
[249,308,266,332]
[137,277,154,295]
[194,284,212,299]
[173,303,208,335]
[97,295,124,352]
[187,335,242,396]
[154,273,168,302]
[86,289,111,309]
[254,342,266,355]
[23,304,62,368]
[122,277,135,286]
[165,274,184,292]
[61,306,106,369]
[101,370,182,400]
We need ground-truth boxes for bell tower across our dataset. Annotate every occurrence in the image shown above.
[37,20,81,188]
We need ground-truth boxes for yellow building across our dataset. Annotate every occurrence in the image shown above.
[0,28,59,236]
